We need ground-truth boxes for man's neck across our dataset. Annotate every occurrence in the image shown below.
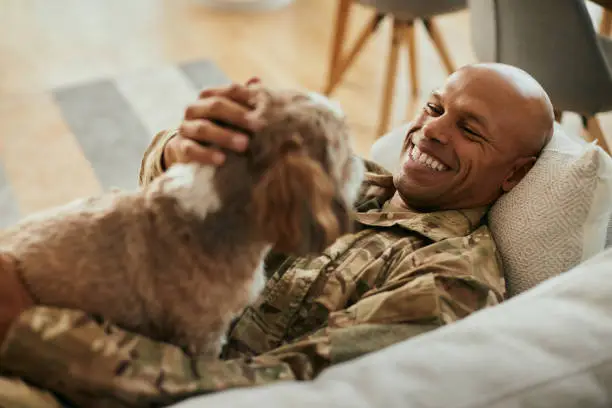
[388,192,423,213]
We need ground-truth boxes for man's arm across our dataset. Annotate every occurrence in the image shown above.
[0,229,503,408]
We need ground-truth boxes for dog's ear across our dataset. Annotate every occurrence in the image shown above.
[252,137,346,255]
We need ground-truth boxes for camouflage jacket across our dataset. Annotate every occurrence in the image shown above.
[0,130,505,408]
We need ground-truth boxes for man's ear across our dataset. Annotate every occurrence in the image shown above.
[501,156,537,193]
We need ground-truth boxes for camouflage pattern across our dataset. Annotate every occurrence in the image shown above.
[0,129,506,407]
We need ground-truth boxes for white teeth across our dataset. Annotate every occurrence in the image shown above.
[411,146,420,161]
[409,145,448,172]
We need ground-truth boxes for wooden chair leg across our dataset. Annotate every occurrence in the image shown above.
[404,20,419,119]
[405,20,419,99]
[584,115,611,154]
[377,20,404,137]
[422,18,455,74]
[325,0,353,94]
[600,9,612,36]
[325,12,385,95]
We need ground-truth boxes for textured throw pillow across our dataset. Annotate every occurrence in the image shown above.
[369,123,612,297]
[489,124,612,296]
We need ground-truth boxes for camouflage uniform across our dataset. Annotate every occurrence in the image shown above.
[0,130,505,408]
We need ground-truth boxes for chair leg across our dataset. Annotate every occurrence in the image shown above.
[377,19,404,137]
[325,0,353,94]
[600,9,612,36]
[584,115,611,154]
[422,18,455,74]
[324,11,385,95]
[553,109,563,123]
[404,20,420,119]
[405,20,419,100]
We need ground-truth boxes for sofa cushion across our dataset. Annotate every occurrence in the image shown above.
[172,246,612,408]
[368,122,612,296]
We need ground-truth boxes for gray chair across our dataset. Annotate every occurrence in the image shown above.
[324,0,467,137]
[468,0,612,153]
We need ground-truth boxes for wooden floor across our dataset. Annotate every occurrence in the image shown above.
[0,0,610,216]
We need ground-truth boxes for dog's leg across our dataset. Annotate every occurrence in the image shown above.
[179,320,228,359]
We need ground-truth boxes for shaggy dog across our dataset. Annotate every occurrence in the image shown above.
[0,86,365,357]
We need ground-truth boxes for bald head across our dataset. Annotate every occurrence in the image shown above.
[454,63,554,157]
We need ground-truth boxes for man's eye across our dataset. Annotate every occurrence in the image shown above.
[462,126,477,136]
[461,125,483,140]
[425,103,442,115]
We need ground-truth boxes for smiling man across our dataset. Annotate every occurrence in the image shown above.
[392,63,553,212]
[0,63,554,408]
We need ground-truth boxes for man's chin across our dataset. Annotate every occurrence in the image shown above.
[397,161,454,192]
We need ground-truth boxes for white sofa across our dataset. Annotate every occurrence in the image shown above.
[173,123,612,408]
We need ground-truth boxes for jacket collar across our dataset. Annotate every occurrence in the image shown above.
[354,204,488,242]
[353,161,488,241]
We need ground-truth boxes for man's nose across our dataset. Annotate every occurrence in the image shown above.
[422,118,450,145]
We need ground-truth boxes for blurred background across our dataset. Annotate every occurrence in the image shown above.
[1,0,611,226]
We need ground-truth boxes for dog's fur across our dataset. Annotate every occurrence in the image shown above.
[0,86,365,357]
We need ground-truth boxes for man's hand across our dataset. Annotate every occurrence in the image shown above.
[164,78,266,168]
[0,255,34,345]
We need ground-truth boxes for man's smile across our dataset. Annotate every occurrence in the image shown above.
[404,142,451,173]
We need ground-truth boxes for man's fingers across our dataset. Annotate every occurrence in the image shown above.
[177,138,226,166]
[179,120,249,152]
[198,83,259,108]
[184,97,264,133]
[198,86,232,99]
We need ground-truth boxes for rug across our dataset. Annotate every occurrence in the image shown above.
[53,59,230,191]
[0,59,230,228]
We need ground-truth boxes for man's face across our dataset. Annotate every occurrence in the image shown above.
[394,69,533,211]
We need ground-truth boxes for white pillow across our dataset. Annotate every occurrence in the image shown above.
[368,123,409,174]
[368,122,612,296]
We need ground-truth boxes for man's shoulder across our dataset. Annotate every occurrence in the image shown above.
[422,223,505,295]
